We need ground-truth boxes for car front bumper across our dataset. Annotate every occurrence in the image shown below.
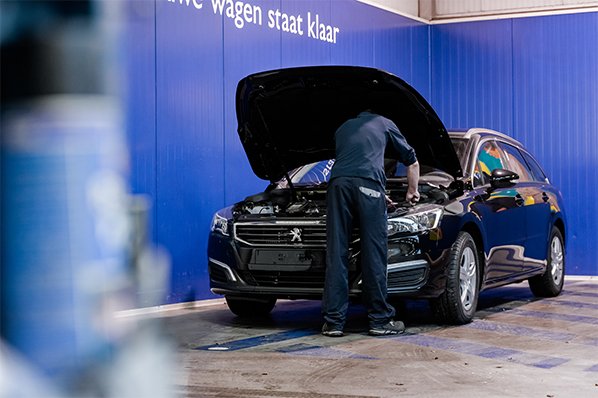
[207,230,451,300]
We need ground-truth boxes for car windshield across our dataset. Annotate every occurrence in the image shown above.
[281,158,455,187]
[450,137,469,171]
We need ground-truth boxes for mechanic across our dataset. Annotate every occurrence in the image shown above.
[321,109,420,337]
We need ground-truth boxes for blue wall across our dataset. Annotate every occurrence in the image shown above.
[431,13,598,276]
[124,0,430,303]
[124,1,598,304]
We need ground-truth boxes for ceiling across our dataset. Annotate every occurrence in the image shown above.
[361,0,598,22]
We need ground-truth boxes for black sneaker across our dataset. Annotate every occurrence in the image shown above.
[321,323,344,337]
[368,320,405,336]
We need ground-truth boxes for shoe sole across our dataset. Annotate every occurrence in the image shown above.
[368,329,405,336]
[322,331,344,337]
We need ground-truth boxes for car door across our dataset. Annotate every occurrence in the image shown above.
[515,147,555,274]
[469,140,528,284]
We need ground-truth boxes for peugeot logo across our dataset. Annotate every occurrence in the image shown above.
[289,227,302,242]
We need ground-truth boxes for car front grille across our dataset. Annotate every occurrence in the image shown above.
[244,270,326,288]
[387,265,427,289]
[241,270,360,290]
[234,222,359,247]
[240,267,425,291]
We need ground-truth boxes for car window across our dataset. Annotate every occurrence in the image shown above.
[290,160,335,184]
[520,150,548,182]
[450,138,469,171]
[498,142,532,183]
[290,158,453,185]
[474,140,507,187]
[385,159,451,179]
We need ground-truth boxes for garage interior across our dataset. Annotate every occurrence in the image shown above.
[1,1,598,397]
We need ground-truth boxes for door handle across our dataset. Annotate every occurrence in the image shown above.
[515,194,525,207]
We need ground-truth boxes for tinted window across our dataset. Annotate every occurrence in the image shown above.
[290,160,335,184]
[474,141,507,186]
[450,138,469,170]
[498,142,532,183]
[384,160,447,178]
[521,151,547,182]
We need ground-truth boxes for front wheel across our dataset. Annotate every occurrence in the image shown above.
[528,227,565,297]
[225,295,277,318]
[431,231,480,325]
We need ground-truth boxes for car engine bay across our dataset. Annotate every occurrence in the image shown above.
[233,180,456,219]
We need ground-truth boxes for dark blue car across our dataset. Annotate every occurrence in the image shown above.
[207,66,566,324]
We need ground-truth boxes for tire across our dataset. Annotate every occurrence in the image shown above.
[528,227,565,297]
[431,231,480,325]
[225,295,276,317]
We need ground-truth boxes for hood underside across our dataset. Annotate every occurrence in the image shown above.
[236,66,462,182]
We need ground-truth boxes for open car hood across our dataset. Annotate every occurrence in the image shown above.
[236,66,462,182]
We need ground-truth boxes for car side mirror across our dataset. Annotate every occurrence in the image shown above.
[489,168,519,189]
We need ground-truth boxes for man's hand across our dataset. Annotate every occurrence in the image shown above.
[385,194,397,206]
[406,190,420,205]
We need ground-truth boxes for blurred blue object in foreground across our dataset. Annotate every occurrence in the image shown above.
[1,95,131,384]
[1,95,177,397]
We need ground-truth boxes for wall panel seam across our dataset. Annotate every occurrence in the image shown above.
[221,9,226,207]
[511,18,515,137]
[154,0,158,243]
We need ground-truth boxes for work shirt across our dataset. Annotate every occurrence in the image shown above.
[330,111,416,186]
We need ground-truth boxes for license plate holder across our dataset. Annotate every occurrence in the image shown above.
[249,250,320,271]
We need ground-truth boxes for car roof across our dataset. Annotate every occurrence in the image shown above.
[448,128,523,147]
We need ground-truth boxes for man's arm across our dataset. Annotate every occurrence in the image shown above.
[406,161,420,204]
[384,118,419,203]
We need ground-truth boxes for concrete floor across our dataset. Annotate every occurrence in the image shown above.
[156,278,598,398]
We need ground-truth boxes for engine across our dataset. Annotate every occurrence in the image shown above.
[235,188,327,217]
[233,182,452,219]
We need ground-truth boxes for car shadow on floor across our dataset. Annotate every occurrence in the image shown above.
[161,281,552,348]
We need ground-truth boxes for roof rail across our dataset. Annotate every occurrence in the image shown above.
[463,127,522,145]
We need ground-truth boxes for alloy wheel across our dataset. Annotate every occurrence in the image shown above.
[550,235,564,286]
[459,246,477,312]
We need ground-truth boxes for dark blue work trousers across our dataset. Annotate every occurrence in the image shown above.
[322,176,396,329]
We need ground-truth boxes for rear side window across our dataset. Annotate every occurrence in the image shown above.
[498,142,532,183]
[520,150,548,182]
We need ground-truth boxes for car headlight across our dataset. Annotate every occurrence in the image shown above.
[387,205,443,235]
[210,213,230,236]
